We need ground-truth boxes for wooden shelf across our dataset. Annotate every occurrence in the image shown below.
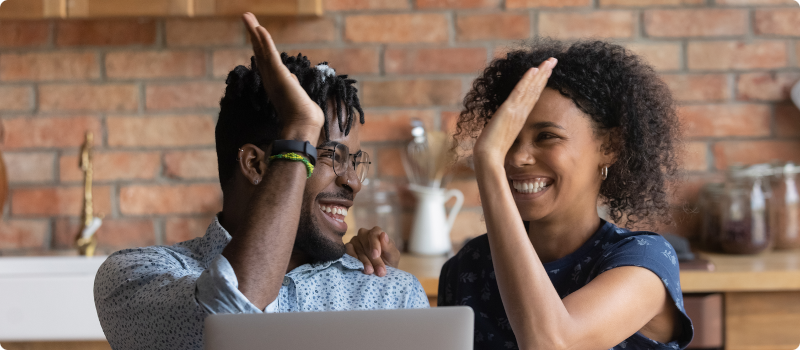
[0,0,322,19]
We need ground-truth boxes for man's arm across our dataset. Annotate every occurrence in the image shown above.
[220,13,325,310]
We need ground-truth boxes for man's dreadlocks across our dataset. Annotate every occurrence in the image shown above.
[215,53,365,187]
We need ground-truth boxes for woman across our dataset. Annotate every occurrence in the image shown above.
[348,39,693,350]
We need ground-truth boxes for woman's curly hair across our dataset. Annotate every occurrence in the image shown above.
[455,38,681,226]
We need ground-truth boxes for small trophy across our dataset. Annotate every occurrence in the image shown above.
[76,132,102,256]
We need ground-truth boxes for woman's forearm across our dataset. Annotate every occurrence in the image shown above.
[474,158,573,349]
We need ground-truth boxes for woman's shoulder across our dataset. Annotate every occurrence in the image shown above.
[441,234,490,273]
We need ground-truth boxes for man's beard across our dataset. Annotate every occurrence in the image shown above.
[293,200,347,264]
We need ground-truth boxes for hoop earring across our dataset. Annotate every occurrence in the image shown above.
[236,149,244,161]
[601,166,608,181]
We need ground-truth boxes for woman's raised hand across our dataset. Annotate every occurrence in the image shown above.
[242,13,324,143]
[345,226,401,277]
[473,58,557,166]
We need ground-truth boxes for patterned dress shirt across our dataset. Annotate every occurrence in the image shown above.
[438,220,694,350]
[94,216,429,350]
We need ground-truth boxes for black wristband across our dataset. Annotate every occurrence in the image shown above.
[270,140,317,166]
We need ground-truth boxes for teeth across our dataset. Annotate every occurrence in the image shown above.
[320,205,348,217]
[511,179,550,194]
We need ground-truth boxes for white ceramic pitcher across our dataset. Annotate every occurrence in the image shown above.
[407,184,464,256]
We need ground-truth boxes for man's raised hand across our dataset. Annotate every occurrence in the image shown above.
[242,13,324,144]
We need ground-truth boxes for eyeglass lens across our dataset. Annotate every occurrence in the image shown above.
[332,143,370,183]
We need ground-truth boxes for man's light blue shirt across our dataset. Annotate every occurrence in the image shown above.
[94,216,429,350]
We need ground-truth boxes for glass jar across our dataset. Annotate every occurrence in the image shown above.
[350,179,404,251]
[698,183,725,252]
[770,162,800,250]
[719,165,773,254]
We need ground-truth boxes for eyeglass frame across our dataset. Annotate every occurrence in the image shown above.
[315,141,371,183]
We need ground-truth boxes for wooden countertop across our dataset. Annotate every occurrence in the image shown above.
[398,250,800,297]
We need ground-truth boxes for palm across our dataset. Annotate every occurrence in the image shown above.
[242,14,324,136]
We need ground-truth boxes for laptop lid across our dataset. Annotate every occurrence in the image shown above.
[204,306,474,350]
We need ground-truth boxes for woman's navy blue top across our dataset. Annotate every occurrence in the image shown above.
[438,220,694,350]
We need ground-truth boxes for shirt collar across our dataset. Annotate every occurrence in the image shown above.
[201,215,364,272]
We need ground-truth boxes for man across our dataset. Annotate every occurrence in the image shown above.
[94,14,427,350]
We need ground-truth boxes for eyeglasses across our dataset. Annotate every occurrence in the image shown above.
[316,142,371,183]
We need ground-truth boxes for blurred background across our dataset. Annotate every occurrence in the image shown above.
[1,0,798,256]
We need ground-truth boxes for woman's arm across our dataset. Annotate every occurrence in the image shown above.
[473,58,669,350]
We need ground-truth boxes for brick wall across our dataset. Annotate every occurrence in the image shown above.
[1,0,799,255]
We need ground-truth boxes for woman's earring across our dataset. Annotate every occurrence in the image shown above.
[254,179,259,185]
[236,149,244,161]
[601,166,608,181]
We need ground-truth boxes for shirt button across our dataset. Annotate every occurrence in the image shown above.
[282,277,290,286]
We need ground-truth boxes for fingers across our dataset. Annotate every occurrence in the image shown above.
[350,237,375,275]
[379,231,401,269]
[505,57,558,116]
[364,227,387,277]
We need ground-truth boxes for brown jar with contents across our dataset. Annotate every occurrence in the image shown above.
[719,165,773,255]
[771,162,800,250]
[698,183,725,252]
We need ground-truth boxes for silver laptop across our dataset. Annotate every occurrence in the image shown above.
[204,306,474,350]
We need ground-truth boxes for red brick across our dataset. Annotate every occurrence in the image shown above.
[59,151,161,182]
[361,79,462,107]
[346,14,449,43]
[539,11,634,39]
[53,218,155,251]
[0,21,49,48]
[0,52,99,82]
[11,185,112,216]
[165,217,214,244]
[119,184,222,215]
[687,41,787,71]
[107,115,215,147]
[376,147,406,177]
[508,0,591,7]
[736,72,800,102]
[717,0,796,5]
[145,81,222,111]
[56,19,156,47]
[600,0,703,6]
[105,51,206,80]
[166,18,243,47]
[682,141,708,172]
[625,43,681,71]
[0,220,48,249]
[667,172,724,205]
[215,47,381,78]
[457,13,529,41]
[661,74,730,102]
[713,140,800,170]
[417,0,501,8]
[776,103,800,137]
[0,86,32,111]
[324,0,410,10]
[679,104,771,138]
[1,116,102,150]
[361,109,436,142]
[755,9,800,36]
[39,84,138,112]
[163,150,219,180]
[3,151,56,183]
[644,9,747,38]
[385,47,487,74]
[255,17,336,44]
[441,110,461,134]
[211,49,253,78]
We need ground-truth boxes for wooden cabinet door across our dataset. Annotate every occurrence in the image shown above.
[66,0,191,17]
[198,0,321,16]
[0,0,65,19]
